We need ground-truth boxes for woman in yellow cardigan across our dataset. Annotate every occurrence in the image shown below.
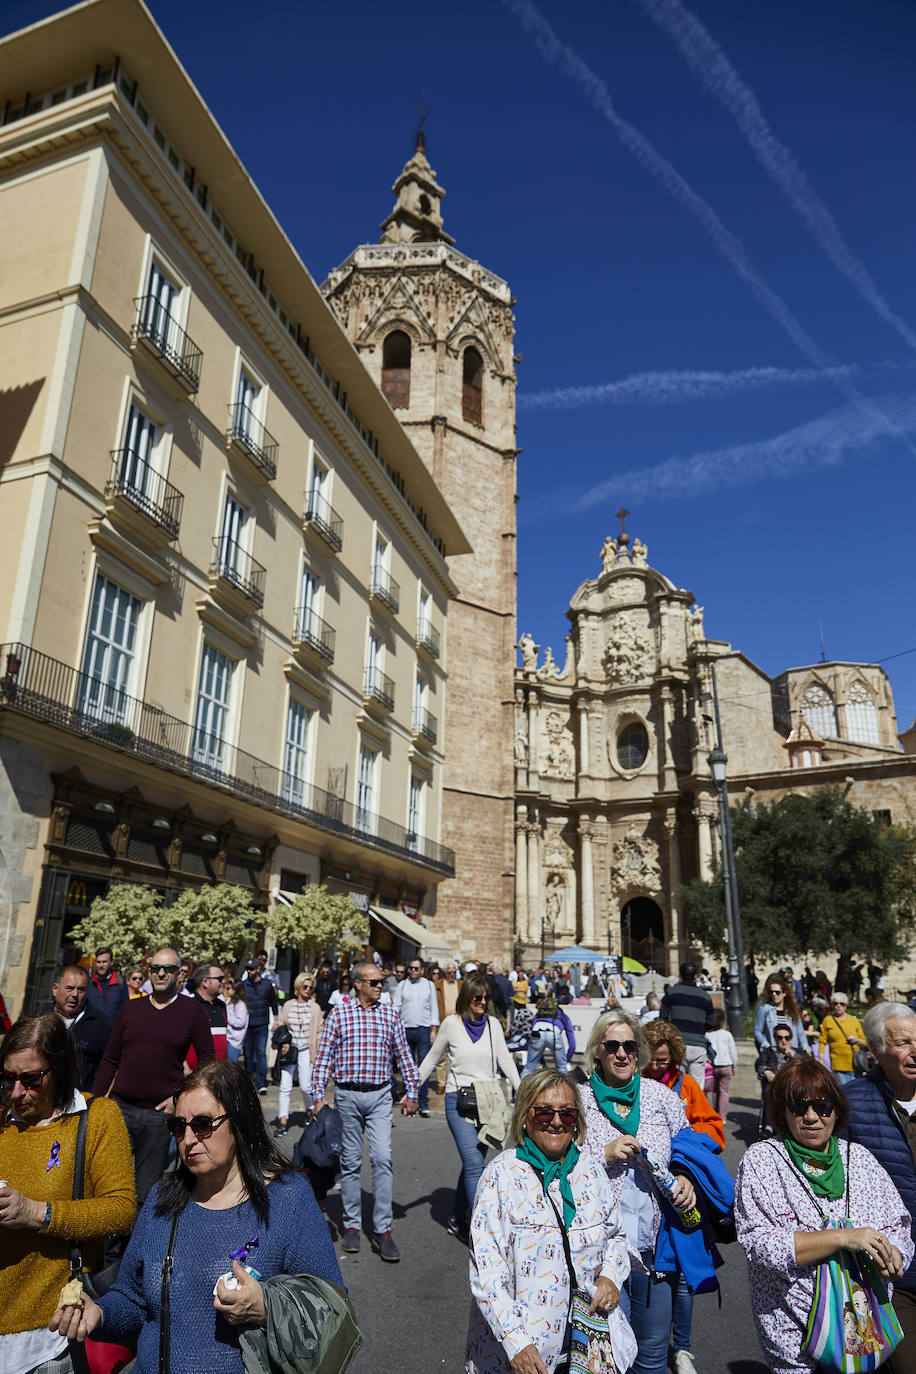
[0,1012,136,1373]
[818,991,866,1084]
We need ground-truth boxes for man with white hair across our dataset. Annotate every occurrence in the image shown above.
[845,1002,916,1370]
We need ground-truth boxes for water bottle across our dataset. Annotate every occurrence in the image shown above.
[641,1149,703,1231]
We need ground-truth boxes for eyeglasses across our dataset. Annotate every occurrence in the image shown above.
[786,1098,835,1119]
[601,1039,637,1057]
[1,1067,50,1091]
[470,993,487,1002]
[164,1112,229,1140]
[649,1057,671,1066]
[770,987,785,996]
[774,1034,793,1042]
[530,1105,579,1129]
[359,978,385,988]
[408,965,422,972]
[149,963,179,975]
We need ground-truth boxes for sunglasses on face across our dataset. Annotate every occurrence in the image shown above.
[150,963,179,975]
[530,1105,579,1129]
[1,1067,50,1091]
[470,993,487,1002]
[787,1098,835,1119]
[601,1039,637,1057]
[164,1112,229,1140]
[360,978,384,988]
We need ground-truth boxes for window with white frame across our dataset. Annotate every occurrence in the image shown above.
[414,672,427,732]
[141,259,181,350]
[418,586,431,637]
[282,698,313,806]
[800,683,837,738]
[373,532,390,586]
[193,643,233,769]
[296,564,320,641]
[366,628,382,694]
[356,744,378,832]
[218,492,248,578]
[846,682,880,744]
[234,367,261,441]
[118,402,159,498]
[308,454,330,522]
[407,773,425,848]
[80,574,142,723]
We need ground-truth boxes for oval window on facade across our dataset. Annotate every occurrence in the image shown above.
[617,721,649,770]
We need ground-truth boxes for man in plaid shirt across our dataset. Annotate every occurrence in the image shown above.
[313,960,420,1262]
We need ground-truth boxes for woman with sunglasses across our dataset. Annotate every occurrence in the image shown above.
[0,1013,135,1374]
[755,1020,805,1135]
[417,973,520,1243]
[466,1067,636,1374]
[754,973,806,1053]
[273,972,323,1138]
[580,1010,695,1374]
[51,1058,342,1373]
[736,1057,912,1374]
[818,992,866,1084]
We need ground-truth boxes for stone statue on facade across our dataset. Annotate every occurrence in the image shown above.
[544,870,567,931]
[601,537,617,573]
[602,612,653,685]
[543,835,570,869]
[518,631,539,672]
[687,604,705,642]
[632,538,648,567]
[514,724,529,766]
[612,825,662,894]
[536,646,559,679]
[540,710,575,779]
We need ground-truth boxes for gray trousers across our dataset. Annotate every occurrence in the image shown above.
[682,1041,708,1084]
[336,1084,393,1235]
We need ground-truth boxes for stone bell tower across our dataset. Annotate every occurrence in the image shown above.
[323,131,518,961]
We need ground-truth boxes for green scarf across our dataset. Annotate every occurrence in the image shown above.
[782,1132,845,1200]
[516,1133,580,1229]
[590,1069,641,1138]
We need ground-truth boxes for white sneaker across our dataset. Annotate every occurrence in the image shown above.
[674,1351,698,1374]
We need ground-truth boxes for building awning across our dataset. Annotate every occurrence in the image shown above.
[370,906,453,962]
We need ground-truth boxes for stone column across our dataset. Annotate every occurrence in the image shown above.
[527,690,539,777]
[696,803,714,881]
[577,700,590,774]
[515,811,529,946]
[527,817,541,946]
[580,822,596,946]
[666,819,682,964]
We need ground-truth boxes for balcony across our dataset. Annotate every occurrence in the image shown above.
[208,536,266,613]
[412,707,438,748]
[226,403,278,482]
[302,491,343,554]
[363,665,395,713]
[0,642,455,875]
[369,565,400,616]
[131,295,202,395]
[292,605,335,667]
[417,618,441,659]
[105,450,184,544]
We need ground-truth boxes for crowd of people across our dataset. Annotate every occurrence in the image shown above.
[3,947,916,1374]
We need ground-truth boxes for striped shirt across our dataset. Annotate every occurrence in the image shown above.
[312,998,420,1100]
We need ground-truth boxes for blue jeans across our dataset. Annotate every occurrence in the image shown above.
[522,1026,569,1077]
[226,1043,241,1063]
[336,1084,393,1235]
[620,1255,676,1374]
[405,1025,432,1109]
[672,1271,693,1352]
[445,1091,489,1225]
[243,1022,269,1088]
[835,1069,855,1085]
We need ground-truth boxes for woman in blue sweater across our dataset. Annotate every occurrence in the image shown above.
[51,1059,342,1372]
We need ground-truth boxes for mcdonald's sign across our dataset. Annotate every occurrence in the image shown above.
[67,880,88,908]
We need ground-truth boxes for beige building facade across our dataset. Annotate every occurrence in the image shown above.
[0,0,470,1013]
[324,142,518,964]
[514,526,916,981]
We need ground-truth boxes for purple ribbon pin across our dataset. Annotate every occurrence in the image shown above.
[46,1141,61,1172]
[229,1236,259,1263]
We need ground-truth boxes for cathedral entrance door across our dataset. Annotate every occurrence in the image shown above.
[620,897,666,974]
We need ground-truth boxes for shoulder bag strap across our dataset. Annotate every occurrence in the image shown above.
[487,1018,496,1078]
[159,1210,181,1374]
[68,1105,90,1278]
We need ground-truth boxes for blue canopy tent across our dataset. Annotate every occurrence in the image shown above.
[544,945,606,963]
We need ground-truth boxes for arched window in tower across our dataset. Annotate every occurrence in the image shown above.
[462,346,483,424]
[800,683,836,738]
[381,331,411,409]
[846,682,880,744]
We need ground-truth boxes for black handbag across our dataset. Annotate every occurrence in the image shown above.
[455,1021,496,1125]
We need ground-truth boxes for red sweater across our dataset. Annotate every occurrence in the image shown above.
[93,995,214,1108]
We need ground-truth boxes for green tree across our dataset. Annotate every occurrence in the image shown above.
[68,884,173,967]
[169,884,257,966]
[268,885,369,966]
[679,787,916,989]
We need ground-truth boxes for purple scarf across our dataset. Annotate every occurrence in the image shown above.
[463,1014,488,1043]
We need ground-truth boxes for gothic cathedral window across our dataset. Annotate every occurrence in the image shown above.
[462,346,483,424]
[381,330,411,408]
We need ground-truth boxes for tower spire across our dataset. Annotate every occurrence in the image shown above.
[379,124,454,246]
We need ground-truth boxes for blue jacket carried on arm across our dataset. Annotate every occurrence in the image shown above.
[653,1128,736,1294]
[844,1069,916,1293]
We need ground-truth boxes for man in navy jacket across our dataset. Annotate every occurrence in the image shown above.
[86,945,128,1029]
[845,1001,916,1374]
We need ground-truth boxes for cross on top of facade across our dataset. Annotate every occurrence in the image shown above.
[616,506,631,539]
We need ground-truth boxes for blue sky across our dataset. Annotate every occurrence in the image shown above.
[6,0,916,731]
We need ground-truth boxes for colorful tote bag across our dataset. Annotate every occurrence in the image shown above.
[568,1291,618,1373]
[803,1218,902,1373]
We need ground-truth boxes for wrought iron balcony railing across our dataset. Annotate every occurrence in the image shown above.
[303,491,343,552]
[106,450,184,541]
[0,642,455,874]
[210,536,266,609]
[417,618,441,657]
[131,295,203,393]
[370,565,400,614]
[413,708,438,744]
[293,606,335,662]
[227,402,278,480]
[364,665,395,711]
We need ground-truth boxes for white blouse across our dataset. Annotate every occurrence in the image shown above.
[418,1014,520,1094]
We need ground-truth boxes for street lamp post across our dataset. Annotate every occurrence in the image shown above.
[706,667,748,1038]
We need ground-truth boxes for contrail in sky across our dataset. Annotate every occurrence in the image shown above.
[519,363,866,412]
[501,0,916,457]
[527,391,916,517]
[633,0,916,353]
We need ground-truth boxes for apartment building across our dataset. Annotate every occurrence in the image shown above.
[0,0,467,1012]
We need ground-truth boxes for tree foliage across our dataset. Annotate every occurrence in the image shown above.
[268,885,369,965]
[679,788,916,986]
[68,882,257,968]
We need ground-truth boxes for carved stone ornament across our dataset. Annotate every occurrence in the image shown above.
[601,612,653,685]
[612,826,662,894]
[544,870,570,933]
[632,538,648,567]
[518,631,539,673]
[601,537,617,573]
[687,604,705,642]
[536,646,559,680]
[514,726,529,766]
[543,836,571,869]
[540,710,575,779]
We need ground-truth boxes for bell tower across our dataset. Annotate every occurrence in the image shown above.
[324,133,518,961]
